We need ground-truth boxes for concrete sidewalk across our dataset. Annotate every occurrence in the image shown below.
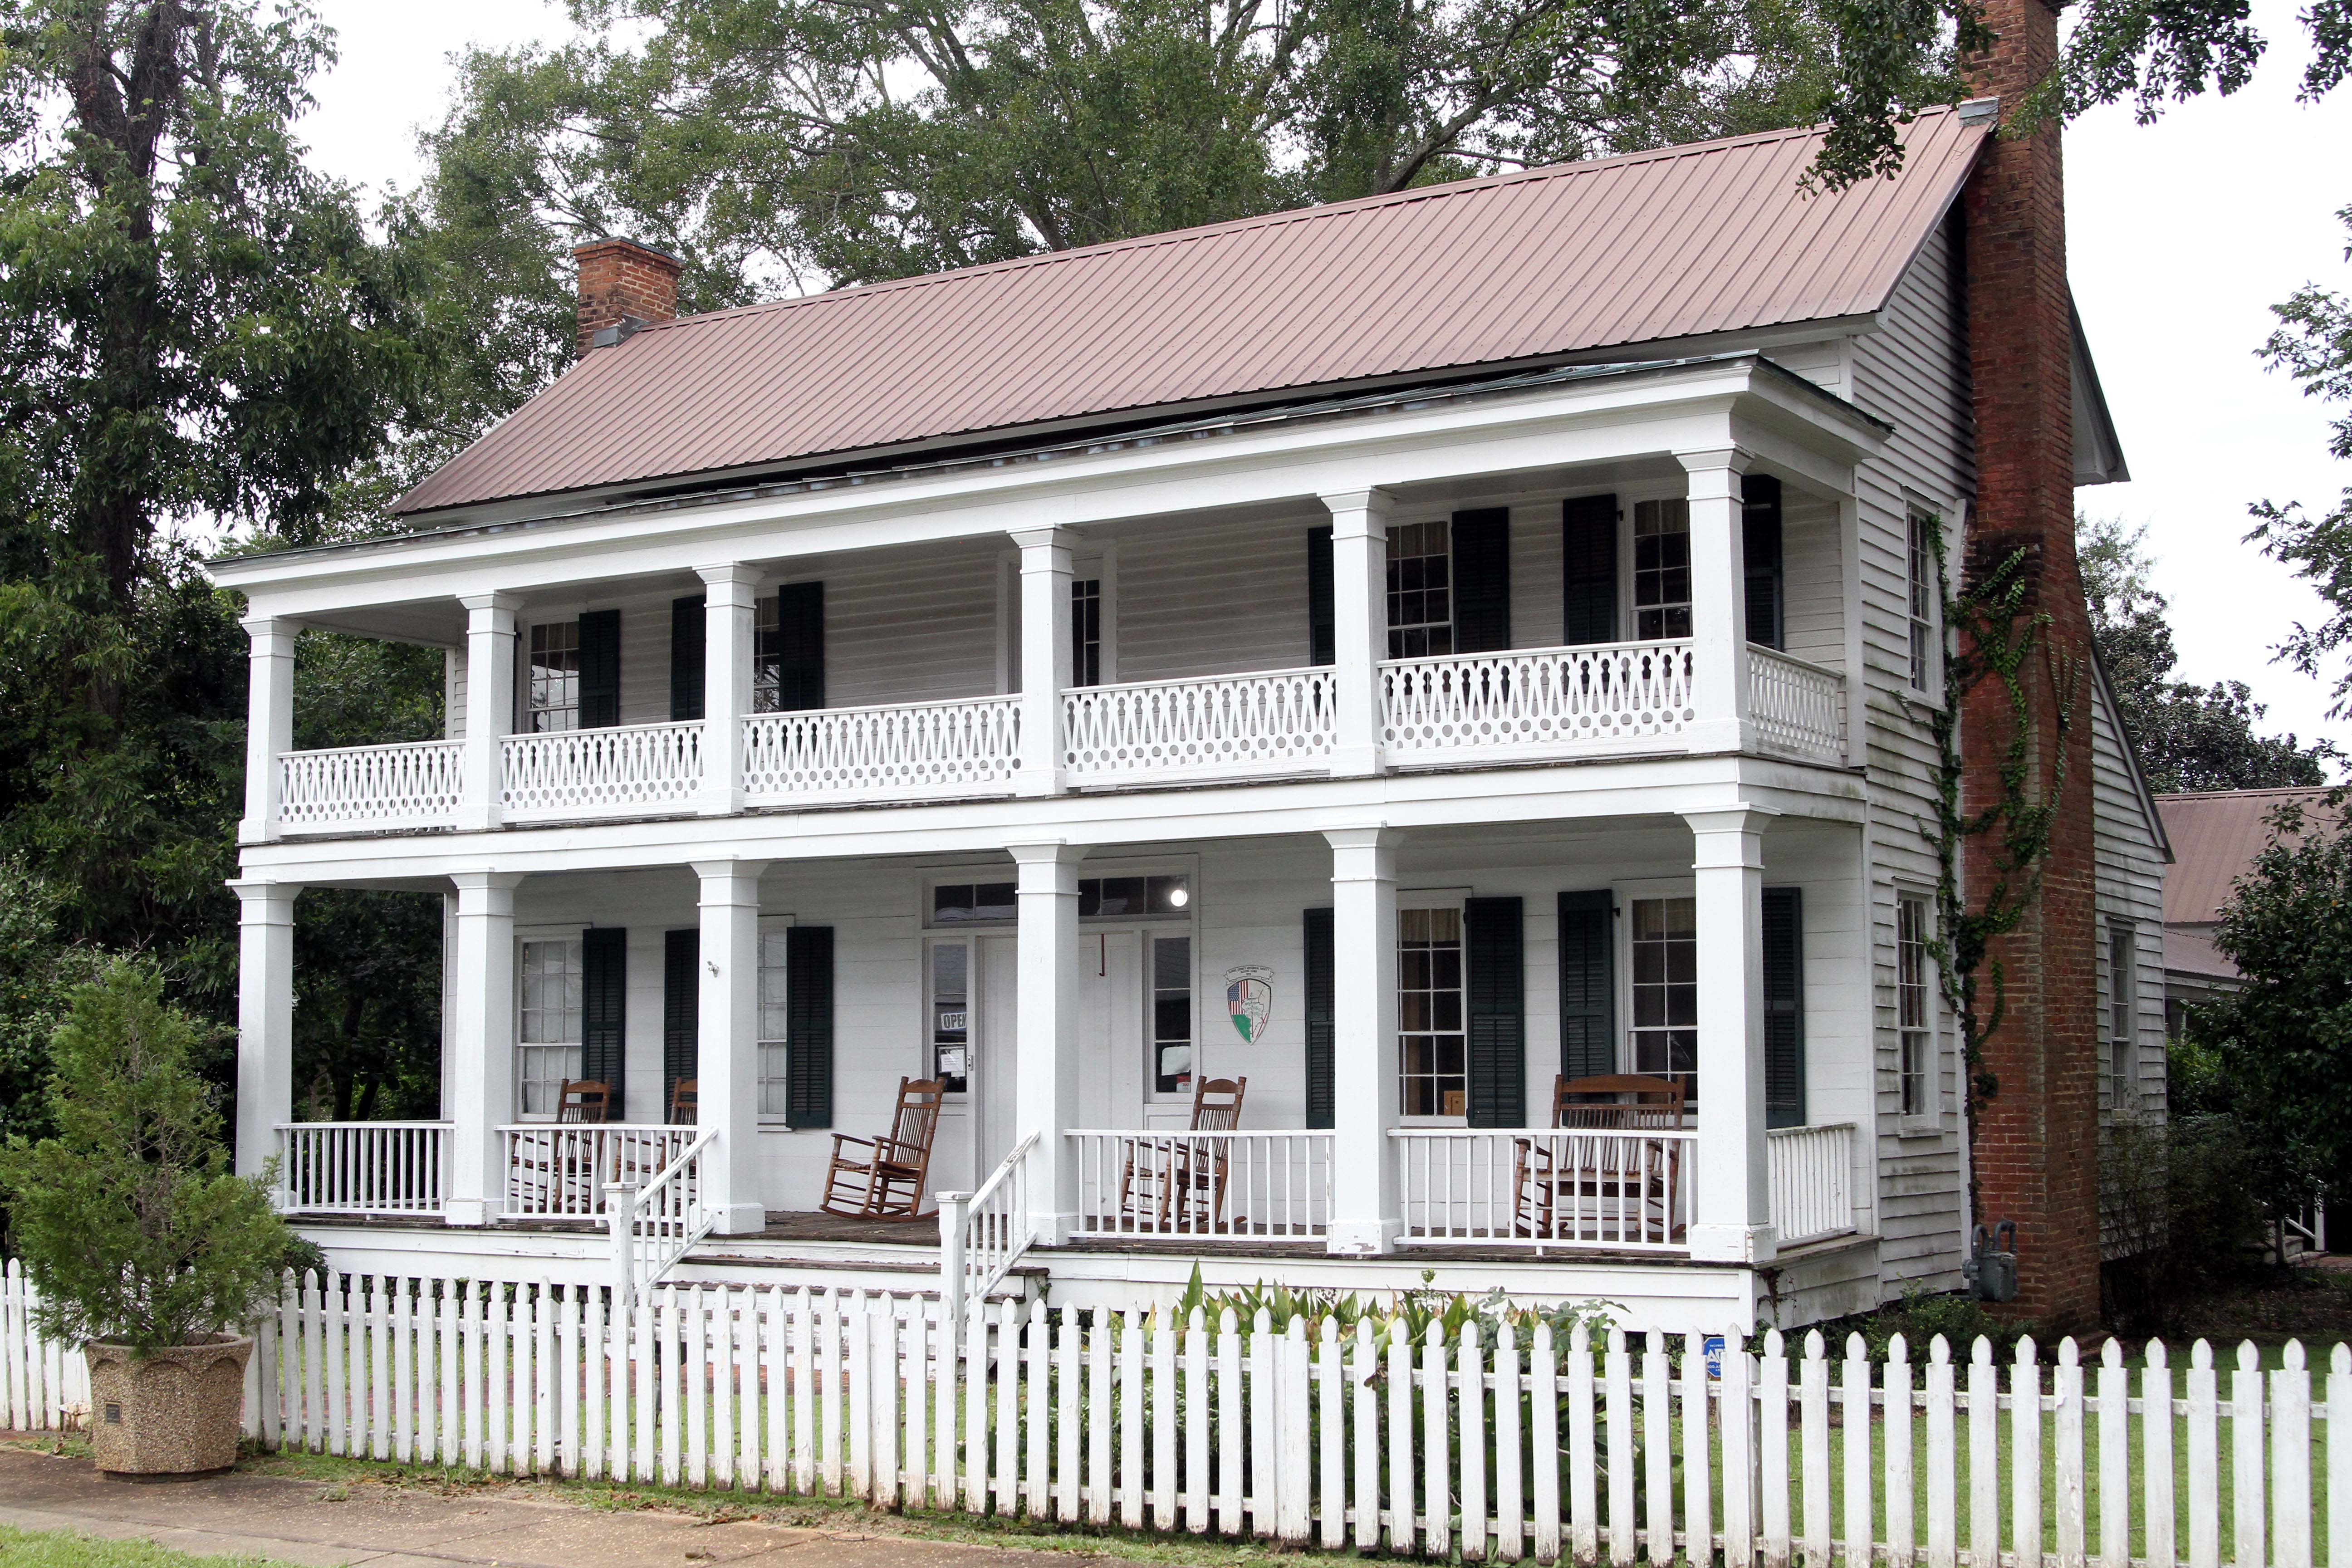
[0,1447,1079,1568]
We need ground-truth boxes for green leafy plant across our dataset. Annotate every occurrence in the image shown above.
[0,961,294,1352]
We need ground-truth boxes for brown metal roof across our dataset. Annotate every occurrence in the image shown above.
[397,108,1990,517]
[2156,788,2343,926]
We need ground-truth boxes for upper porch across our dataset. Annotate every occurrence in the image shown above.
[219,356,1883,850]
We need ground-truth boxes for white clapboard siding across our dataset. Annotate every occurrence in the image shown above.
[8,1266,2351,1568]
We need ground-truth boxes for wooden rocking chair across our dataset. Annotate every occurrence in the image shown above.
[1116,1077,1247,1235]
[508,1078,615,1213]
[667,1078,698,1126]
[820,1077,946,1221]
[1514,1074,1687,1245]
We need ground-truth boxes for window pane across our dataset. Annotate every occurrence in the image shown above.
[1398,904,1468,1119]
[528,622,581,732]
[931,941,970,1093]
[1387,520,1454,660]
[1628,897,1698,1104]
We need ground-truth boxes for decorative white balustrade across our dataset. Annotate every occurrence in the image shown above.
[264,641,1847,833]
[1391,1127,1696,1250]
[1382,641,1696,764]
[275,1122,451,1215]
[1767,1120,1857,1245]
[743,695,1021,805]
[1068,1130,1332,1240]
[278,740,465,833]
[1062,669,1336,784]
[1749,646,1846,761]
[500,721,702,822]
[501,1125,697,1220]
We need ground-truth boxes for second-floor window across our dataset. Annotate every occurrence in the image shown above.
[518,936,583,1116]
[1629,895,1698,1102]
[528,622,580,731]
[1387,519,1453,658]
[1632,500,1692,639]
[1898,894,1935,1118]
[1908,506,1939,693]
[1072,578,1102,686]
[2107,918,2137,1110]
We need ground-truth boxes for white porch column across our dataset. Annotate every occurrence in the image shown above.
[458,593,521,832]
[1325,826,1401,1254]
[1320,489,1391,777]
[1679,448,1754,754]
[445,870,524,1227]
[697,565,758,816]
[238,618,297,845]
[693,858,771,1235]
[232,880,298,1182]
[1012,528,1076,797]
[1010,842,1085,1243]
[1684,808,1776,1264]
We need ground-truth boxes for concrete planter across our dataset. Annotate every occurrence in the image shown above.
[83,1336,252,1477]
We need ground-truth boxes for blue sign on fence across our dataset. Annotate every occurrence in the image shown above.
[1703,1336,1725,1379]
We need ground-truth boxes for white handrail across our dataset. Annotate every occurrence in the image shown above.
[274,1122,451,1215]
[1066,1129,1332,1240]
[278,740,465,832]
[1767,1121,1858,1245]
[1382,640,1697,762]
[1062,668,1336,783]
[500,1125,696,1218]
[742,694,1021,804]
[1391,1127,1697,1249]
[608,1127,719,1312]
[1747,644,1845,761]
[937,1131,1038,1327]
[500,720,704,822]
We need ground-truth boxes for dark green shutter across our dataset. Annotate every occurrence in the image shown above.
[1743,474,1784,651]
[1557,889,1616,1082]
[1763,886,1806,1128]
[579,608,622,727]
[773,582,825,711]
[1452,508,1512,654]
[670,594,706,721]
[1562,494,1618,645]
[662,928,698,1123]
[1303,907,1334,1129]
[581,927,626,1118]
[1465,897,1525,1127]
[785,926,834,1129]
[1307,527,1335,667]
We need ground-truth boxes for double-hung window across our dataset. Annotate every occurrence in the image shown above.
[527,622,581,731]
[1398,904,1467,1117]
[1387,520,1454,658]
[1072,578,1103,687]
[1907,506,1940,694]
[1628,895,1698,1101]
[2107,919,2137,1111]
[1632,500,1693,639]
[1897,894,1936,1120]
[517,936,584,1115]
[757,922,792,1117]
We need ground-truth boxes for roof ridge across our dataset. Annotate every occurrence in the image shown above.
[638,110,1955,336]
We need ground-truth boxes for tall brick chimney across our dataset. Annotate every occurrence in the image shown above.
[1959,0,2103,1328]
[573,239,684,357]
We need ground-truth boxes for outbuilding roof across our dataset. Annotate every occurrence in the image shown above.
[2157,788,2344,927]
[396,107,1992,518]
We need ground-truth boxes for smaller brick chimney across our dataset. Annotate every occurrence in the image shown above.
[573,239,684,356]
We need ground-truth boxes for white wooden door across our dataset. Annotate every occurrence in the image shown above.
[1078,930,1145,1131]
[976,934,1020,1178]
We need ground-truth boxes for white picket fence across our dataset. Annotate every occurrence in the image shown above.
[4,1256,2347,1568]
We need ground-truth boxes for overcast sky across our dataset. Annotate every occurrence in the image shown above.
[297,0,2352,760]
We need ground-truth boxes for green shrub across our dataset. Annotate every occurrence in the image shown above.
[0,961,294,1351]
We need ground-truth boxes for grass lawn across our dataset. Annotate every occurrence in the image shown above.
[0,1524,304,1568]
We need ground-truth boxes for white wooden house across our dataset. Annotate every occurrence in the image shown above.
[210,101,2168,1332]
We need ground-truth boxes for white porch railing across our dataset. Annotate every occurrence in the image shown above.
[936,1130,1037,1326]
[1767,1121,1857,1245]
[1062,669,1336,784]
[1749,646,1846,761]
[500,721,703,822]
[1382,640,1696,764]
[609,1127,718,1308]
[1392,1127,1696,1250]
[278,740,465,833]
[1068,1130,1333,1240]
[500,1125,696,1219]
[274,1122,451,1215]
[742,694,1021,804]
